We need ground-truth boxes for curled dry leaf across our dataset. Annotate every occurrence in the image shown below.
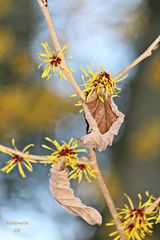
[81,95,125,151]
[49,161,102,225]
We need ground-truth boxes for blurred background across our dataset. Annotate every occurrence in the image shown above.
[0,0,160,239]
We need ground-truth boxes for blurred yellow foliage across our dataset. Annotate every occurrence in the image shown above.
[129,119,160,159]
[11,52,35,76]
[0,28,14,61]
[106,172,122,202]
[0,86,73,138]
[0,0,11,19]
[148,57,160,89]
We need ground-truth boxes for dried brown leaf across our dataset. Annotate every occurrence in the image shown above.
[81,96,125,151]
[86,96,118,134]
[49,161,102,225]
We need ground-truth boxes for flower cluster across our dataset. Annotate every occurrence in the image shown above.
[69,162,96,184]
[42,137,96,183]
[38,42,73,80]
[0,137,96,183]
[0,139,36,178]
[70,65,127,112]
[107,192,160,240]
[42,137,85,166]
[81,66,127,102]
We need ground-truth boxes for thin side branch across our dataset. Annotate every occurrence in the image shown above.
[146,197,160,212]
[90,148,126,240]
[114,34,160,80]
[0,144,94,165]
[37,0,85,101]
[0,144,48,161]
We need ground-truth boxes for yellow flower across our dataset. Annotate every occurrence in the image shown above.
[38,42,73,80]
[107,192,156,240]
[81,66,127,102]
[69,162,96,183]
[42,137,87,167]
[0,139,36,178]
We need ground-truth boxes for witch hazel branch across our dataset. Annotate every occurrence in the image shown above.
[0,1,160,239]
